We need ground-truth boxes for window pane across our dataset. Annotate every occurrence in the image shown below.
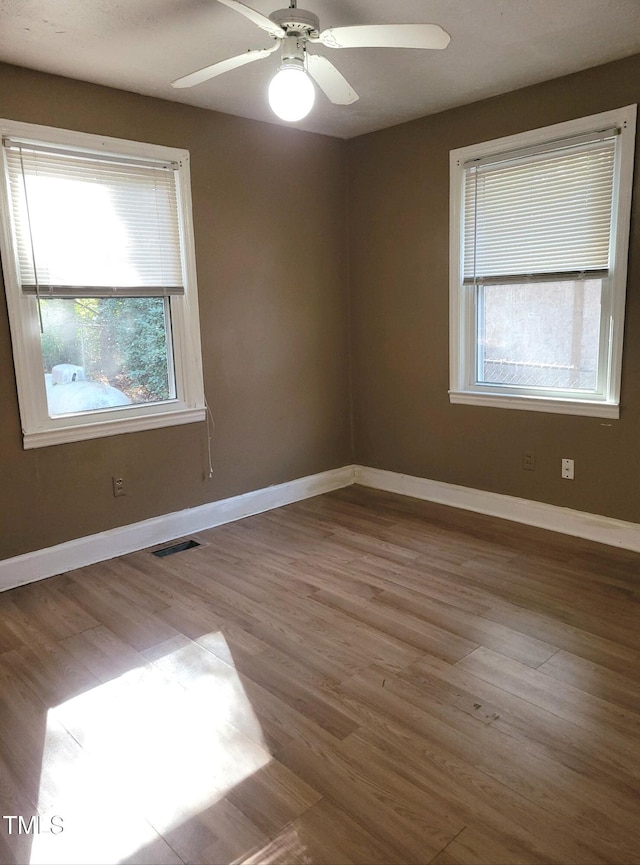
[477,280,601,391]
[40,297,174,416]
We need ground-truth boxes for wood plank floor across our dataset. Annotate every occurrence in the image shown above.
[1,485,640,865]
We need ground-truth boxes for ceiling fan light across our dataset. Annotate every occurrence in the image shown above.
[268,62,315,122]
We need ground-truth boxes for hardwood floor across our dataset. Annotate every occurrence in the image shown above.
[1,485,639,865]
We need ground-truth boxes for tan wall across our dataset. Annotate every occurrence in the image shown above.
[2,53,640,563]
[0,63,352,560]
[348,54,640,524]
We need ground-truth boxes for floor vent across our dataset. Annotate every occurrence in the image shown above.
[152,539,201,558]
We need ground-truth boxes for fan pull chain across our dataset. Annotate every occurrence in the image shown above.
[204,397,216,479]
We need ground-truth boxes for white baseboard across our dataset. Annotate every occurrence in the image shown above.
[355,465,640,553]
[0,465,355,592]
[2,463,637,592]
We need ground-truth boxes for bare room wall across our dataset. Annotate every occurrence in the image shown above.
[0,62,352,561]
[347,54,640,524]
[2,53,639,565]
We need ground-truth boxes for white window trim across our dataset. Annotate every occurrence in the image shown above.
[449,105,637,419]
[0,120,206,448]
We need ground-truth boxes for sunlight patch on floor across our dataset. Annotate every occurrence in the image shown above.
[29,635,271,865]
[237,825,309,865]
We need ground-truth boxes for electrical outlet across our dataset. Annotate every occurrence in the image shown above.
[112,475,126,497]
[522,450,536,471]
[561,458,574,480]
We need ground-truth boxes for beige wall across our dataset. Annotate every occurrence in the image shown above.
[2,54,640,563]
[348,54,640,524]
[0,63,352,560]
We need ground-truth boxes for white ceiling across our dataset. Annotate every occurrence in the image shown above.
[1,0,640,139]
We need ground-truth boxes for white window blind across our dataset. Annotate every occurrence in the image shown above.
[3,139,184,296]
[463,133,617,285]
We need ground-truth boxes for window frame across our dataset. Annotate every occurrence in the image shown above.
[0,119,206,448]
[449,105,637,418]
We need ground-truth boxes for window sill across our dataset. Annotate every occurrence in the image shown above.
[22,406,206,449]
[449,390,619,419]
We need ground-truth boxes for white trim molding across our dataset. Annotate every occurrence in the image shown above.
[2,463,638,592]
[0,118,206,449]
[355,466,640,553]
[0,465,355,592]
[448,104,637,419]
[449,390,620,419]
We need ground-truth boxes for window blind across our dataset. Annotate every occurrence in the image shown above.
[463,134,617,285]
[3,140,184,296]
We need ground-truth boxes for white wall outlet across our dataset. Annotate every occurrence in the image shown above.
[561,458,574,480]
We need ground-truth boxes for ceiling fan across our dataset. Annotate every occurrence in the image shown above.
[171,0,450,122]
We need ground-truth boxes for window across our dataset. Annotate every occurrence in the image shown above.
[449,105,636,417]
[0,120,205,447]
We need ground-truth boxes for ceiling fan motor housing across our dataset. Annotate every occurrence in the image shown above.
[268,7,320,39]
[280,35,307,63]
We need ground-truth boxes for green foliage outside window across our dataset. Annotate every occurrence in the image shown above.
[40,297,171,403]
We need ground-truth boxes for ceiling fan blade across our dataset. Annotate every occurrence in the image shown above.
[171,44,278,88]
[215,0,285,38]
[315,23,450,51]
[306,55,359,105]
